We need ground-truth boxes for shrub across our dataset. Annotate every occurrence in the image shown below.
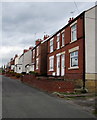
[29,71,38,76]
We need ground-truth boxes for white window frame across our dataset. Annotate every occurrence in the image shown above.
[61,32,65,47]
[36,58,39,70]
[69,51,79,69]
[49,56,54,71]
[57,34,60,49]
[33,49,35,58]
[36,46,39,56]
[50,38,53,53]
[71,23,77,42]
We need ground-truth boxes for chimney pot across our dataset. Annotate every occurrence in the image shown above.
[43,34,49,40]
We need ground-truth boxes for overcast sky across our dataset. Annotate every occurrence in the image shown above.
[0,1,95,67]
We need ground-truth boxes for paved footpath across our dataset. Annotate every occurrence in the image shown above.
[0,75,2,119]
[2,75,96,118]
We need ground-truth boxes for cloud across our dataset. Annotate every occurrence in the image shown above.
[1,2,95,67]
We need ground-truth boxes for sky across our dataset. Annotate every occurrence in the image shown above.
[0,1,96,67]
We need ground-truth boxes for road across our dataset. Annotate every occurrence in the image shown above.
[2,75,96,118]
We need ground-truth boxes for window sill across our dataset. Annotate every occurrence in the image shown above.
[50,51,54,53]
[49,69,54,72]
[61,45,65,48]
[68,66,79,70]
[70,39,77,44]
[56,48,60,50]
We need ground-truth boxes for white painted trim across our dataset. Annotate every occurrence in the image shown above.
[57,33,60,36]
[49,69,54,72]
[61,45,65,48]
[60,51,65,55]
[56,53,61,56]
[70,20,77,27]
[50,38,53,42]
[49,55,54,59]
[68,66,79,70]
[61,29,65,33]
[69,46,79,53]
[70,39,77,44]
[56,51,65,56]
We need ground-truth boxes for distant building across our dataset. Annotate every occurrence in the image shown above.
[23,47,34,73]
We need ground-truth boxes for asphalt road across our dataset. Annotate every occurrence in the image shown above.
[2,75,96,118]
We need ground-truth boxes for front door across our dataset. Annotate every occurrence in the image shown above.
[56,55,60,76]
[61,54,65,76]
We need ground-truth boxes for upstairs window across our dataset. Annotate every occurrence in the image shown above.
[33,50,35,58]
[50,38,53,53]
[36,46,39,56]
[57,34,60,49]
[36,58,39,69]
[71,24,77,42]
[70,51,78,67]
[62,32,65,46]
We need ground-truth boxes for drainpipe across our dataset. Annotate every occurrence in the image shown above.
[83,12,86,90]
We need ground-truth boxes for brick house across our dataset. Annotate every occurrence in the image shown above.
[31,35,49,75]
[47,13,84,78]
[43,5,97,92]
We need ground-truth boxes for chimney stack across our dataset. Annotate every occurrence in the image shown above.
[23,49,28,53]
[14,54,18,58]
[43,35,49,40]
[35,39,42,45]
[68,17,74,23]
[29,46,33,50]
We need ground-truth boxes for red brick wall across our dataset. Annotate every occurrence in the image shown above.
[32,48,36,71]
[22,75,74,93]
[34,45,41,74]
[40,42,48,75]
[32,41,48,75]
[47,14,84,80]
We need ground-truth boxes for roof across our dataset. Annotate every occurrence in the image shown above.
[41,11,85,43]
[31,41,42,51]
[42,5,97,44]
[85,4,97,12]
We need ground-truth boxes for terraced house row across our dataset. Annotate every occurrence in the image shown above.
[6,5,97,92]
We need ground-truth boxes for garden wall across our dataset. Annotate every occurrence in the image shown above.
[21,75,74,93]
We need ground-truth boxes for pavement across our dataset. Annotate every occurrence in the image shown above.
[53,92,97,114]
[2,75,97,118]
[0,75,2,119]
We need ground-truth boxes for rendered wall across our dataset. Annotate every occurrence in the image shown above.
[85,6,97,92]
[85,6,96,76]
